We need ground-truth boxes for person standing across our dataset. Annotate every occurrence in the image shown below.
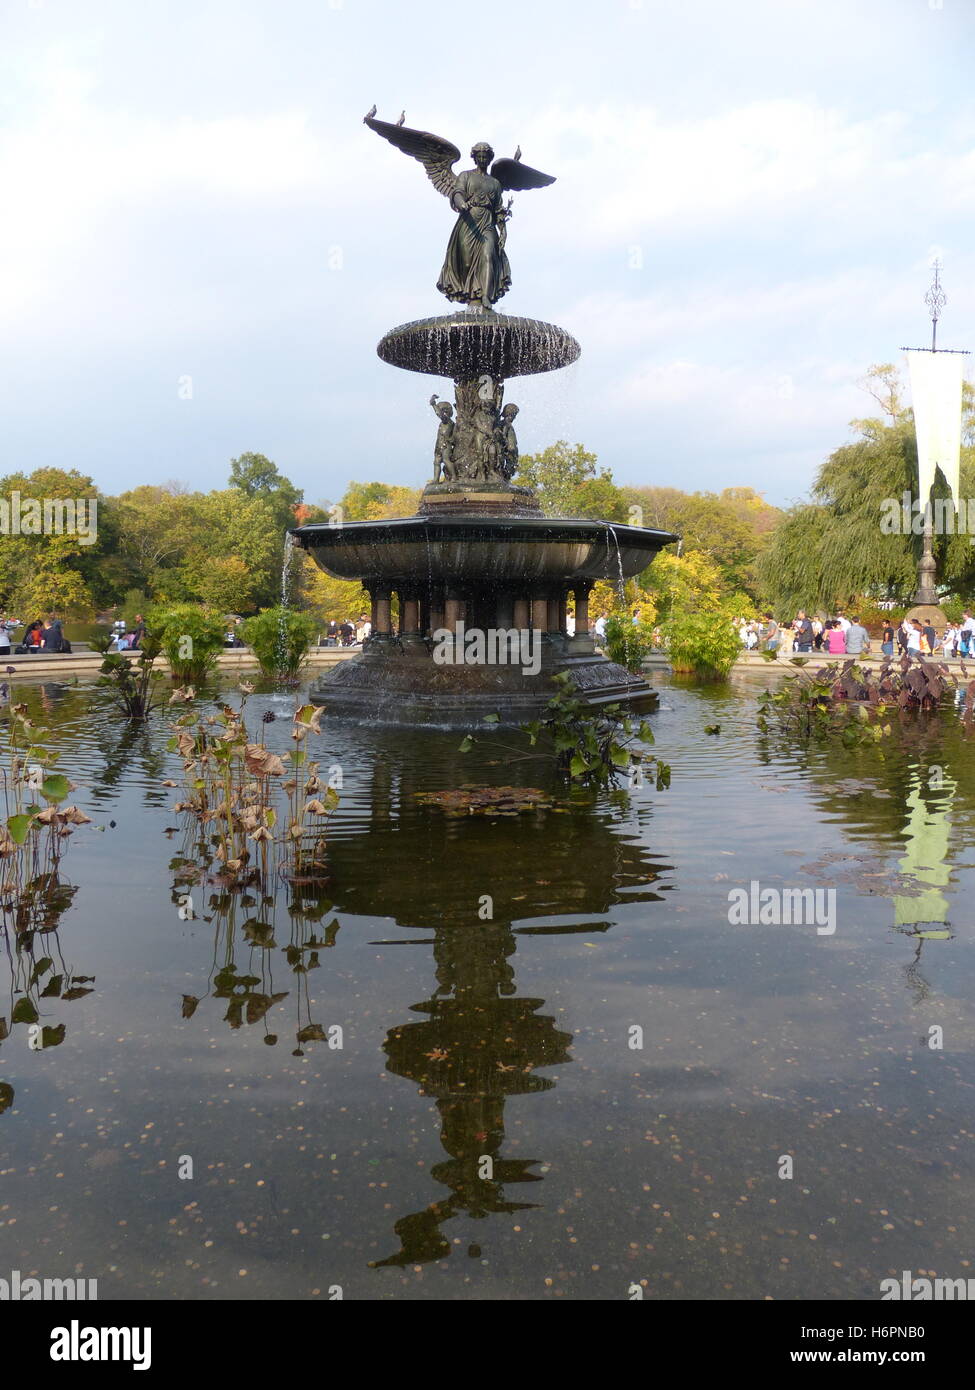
[881,619,895,657]
[960,610,975,658]
[922,620,937,655]
[0,613,19,655]
[907,621,923,654]
[763,613,780,654]
[794,610,813,652]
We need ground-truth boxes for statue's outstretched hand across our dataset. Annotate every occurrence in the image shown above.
[452,193,469,213]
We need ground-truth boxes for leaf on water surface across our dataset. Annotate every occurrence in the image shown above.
[39,775,70,803]
[296,1022,328,1043]
[6,814,35,845]
[28,957,53,986]
[0,1082,14,1113]
[242,919,277,949]
[11,998,38,1025]
[0,1018,8,1041]
[40,975,64,998]
[181,995,200,1018]
[42,1024,66,1048]
[414,786,555,816]
[60,987,94,1001]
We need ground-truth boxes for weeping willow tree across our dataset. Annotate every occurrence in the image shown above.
[757,369,975,614]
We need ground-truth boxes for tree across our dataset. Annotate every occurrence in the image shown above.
[0,466,103,616]
[339,481,420,521]
[514,441,626,518]
[757,366,975,613]
[228,452,303,542]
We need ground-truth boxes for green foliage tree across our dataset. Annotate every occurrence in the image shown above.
[515,441,628,518]
[758,366,975,614]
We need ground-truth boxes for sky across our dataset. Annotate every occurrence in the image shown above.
[1,0,973,510]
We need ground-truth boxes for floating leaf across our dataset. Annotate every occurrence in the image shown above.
[0,1082,13,1113]
[6,814,34,846]
[39,775,70,804]
[60,987,94,1001]
[40,975,64,998]
[11,998,38,1025]
[296,1022,327,1043]
[181,995,200,1018]
[41,1024,66,1049]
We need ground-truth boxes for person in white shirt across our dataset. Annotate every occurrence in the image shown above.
[593,615,606,639]
[960,610,975,658]
[835,612,851,633]
[0,614,19,653]
[906,621,923,653]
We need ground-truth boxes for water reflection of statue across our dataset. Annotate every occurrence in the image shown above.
[363,115,555,309]
[429,395,456,483]
[372,920,571,1269]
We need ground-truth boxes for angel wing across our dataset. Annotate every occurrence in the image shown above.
[490,158,556,192]
[364,115,461,199]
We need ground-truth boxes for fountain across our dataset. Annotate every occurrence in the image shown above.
[291,111,677,726]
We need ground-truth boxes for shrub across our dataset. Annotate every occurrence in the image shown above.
[241,606,318,682]
[604,613,656,672]
[148,604,226,683]
[666,612,740,680]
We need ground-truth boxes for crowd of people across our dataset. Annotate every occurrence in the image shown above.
[737,609,975,659]
[324,615,372,647]
[0,612,70,655]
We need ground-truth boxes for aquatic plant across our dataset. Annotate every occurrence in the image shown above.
[0,699,94,1060]
[91,631,164,718]
[460,672,670,789]
[166,687,338,886]
[757,654,972,746]
[241,606,318,683]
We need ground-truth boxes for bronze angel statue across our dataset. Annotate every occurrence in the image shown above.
[364,112,556,310]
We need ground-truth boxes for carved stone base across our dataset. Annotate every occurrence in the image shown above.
[419,482,542,518]
[308,638,657,729]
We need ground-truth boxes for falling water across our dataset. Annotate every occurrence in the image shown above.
[278,532,297,678]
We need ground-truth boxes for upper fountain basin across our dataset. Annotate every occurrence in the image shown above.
[291,515,677,587]
[377,310,581,379]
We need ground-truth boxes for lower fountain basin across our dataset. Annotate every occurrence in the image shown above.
[291,516,676,588]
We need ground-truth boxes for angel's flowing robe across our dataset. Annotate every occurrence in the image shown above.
[437,170,511,307]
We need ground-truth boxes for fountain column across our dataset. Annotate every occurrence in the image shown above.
[569,582,596,654]
[445,593,466,634]
[496,594,515,629]
[400,594,421,636]
[375,591,393,635]
[513,598,530,631]
[530,596,549,632]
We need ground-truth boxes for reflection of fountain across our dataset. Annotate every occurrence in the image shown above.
[893,769,956,1002]
[324,750,672,1266]
[291,116,676,726]
[374,920,571,1268]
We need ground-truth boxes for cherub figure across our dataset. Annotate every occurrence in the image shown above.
[498,403,520,480]
[429,394,456,483]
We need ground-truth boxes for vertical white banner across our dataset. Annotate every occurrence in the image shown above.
[906,349,964,505]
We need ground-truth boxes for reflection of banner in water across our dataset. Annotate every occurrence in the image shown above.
[894,770,956,929]
[905,349,964,505]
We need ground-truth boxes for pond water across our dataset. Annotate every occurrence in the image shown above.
[1,671,973,1301]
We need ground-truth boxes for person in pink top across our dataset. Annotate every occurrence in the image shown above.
[825,620,846,655]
